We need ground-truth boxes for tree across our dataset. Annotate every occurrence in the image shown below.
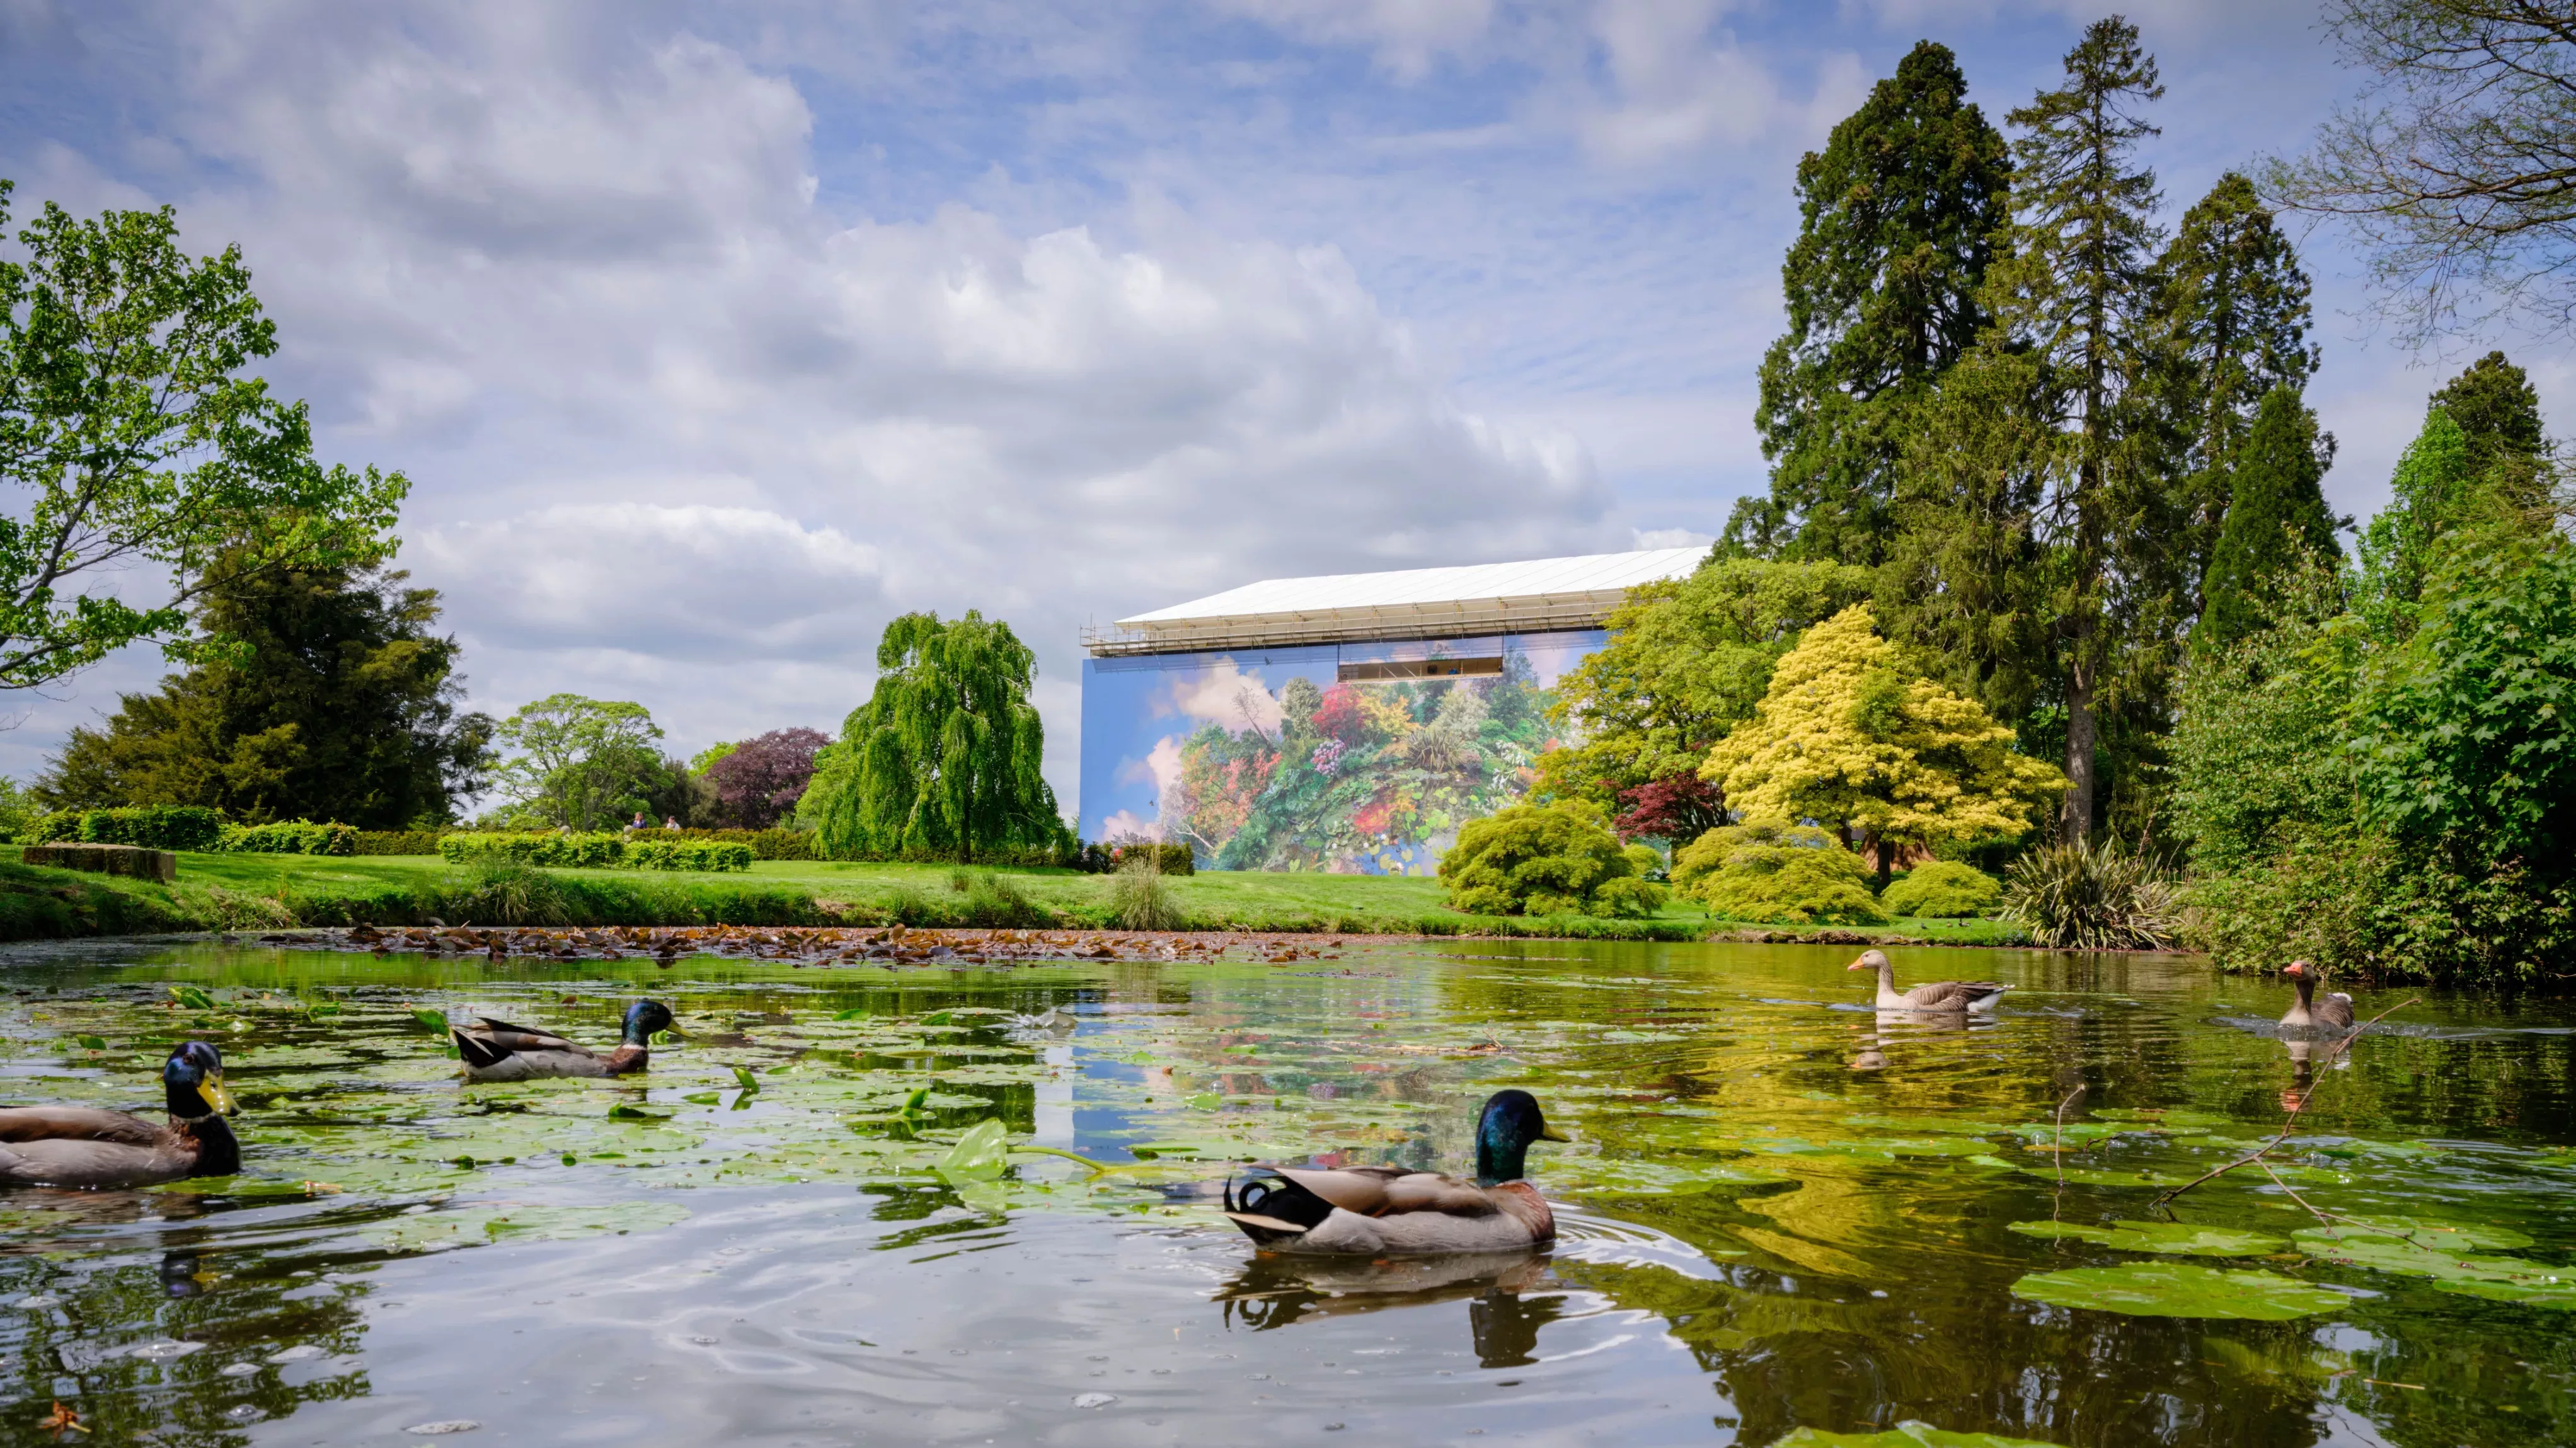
[2197,386,2342,652]
[1974,16,2169,841]
[36,555,491,825]
[1532,558,1875,813]
[489,695,665,832]
[1437,799,1667,918]
[2149,173,2322,611]
[702,727,829,829]
[1699,604,2069,885]
[807,611,1063,860]
[1611,774,1727,848]
[1725,41,2011,564]
[2263,1,2576,342]
[0,183,406,691]
[2429,348,2548,470]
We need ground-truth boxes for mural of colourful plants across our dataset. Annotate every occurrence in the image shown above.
[1078,634,1600,874]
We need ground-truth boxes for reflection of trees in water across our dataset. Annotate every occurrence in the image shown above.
[1211,1251,1570,1368]
[0,1200,373,1443]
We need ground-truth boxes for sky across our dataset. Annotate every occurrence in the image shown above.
[1,0,2566,815]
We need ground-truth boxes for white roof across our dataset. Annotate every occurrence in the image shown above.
[1088,548,1705,656]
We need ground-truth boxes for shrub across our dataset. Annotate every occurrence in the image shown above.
[958,870,1058,928]
[1108,851,1188,931]
[1078,841,1195,876]
[439,832,627,868]
[441,860,573,926]
[1672,822,1887,924]
[352,830,444,856]
[218,820,357,856]
[624,838,753,872]
[1438,800,1669,919]
[2000,839,2182,950]
[36,807,224,852]
[1880,860,2002,918]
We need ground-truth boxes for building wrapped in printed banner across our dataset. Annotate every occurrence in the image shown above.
[1079,548,1701,875]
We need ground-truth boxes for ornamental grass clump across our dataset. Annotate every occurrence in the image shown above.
[1881,859,2003,918]
[1108,851,1188,932]
[2001,839,2182,950]
[1438,800,1668,918]
[1672,822,1887,924]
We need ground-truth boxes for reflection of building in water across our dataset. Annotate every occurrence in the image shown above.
[1081,549,1703,874]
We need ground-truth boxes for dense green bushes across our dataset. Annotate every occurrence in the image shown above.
[1439,800,1667,917]
[33,806,224,851]
[353,830,443,855]
[624,838,752,872]
[1881,860,2001,917]
[217,820,357,855]
[1672,823,1888,924]
[645,827,816,860]
[439,832,627,868]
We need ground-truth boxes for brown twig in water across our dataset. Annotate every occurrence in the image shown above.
[2151,996,2420,1209]
[2053,1084,2087,1190]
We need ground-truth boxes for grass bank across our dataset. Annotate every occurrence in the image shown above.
[0,848,2028,945]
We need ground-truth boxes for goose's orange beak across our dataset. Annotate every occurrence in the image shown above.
[1845,957,1869,971]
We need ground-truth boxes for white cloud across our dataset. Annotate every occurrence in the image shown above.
[1165,660,1284,738]
[1580,0,1782,163]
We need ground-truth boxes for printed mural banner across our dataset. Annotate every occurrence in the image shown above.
[1079,632,1603,875]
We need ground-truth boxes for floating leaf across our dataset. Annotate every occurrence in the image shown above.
[606,1105,669,1120]
[2007,1220,2282,1257]
[1780,1423,2063,1447]
[74,1035,106,1050]
[411,1008,448,1032]
[935,1119,1009,1185]
[732,1067,760,1093]
[2292,1228,2576,1308]
[170,985,216,1011]
[2011,1263,2347,1319]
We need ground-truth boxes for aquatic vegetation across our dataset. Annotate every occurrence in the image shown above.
[2010,1263,2350,1319]
[2005,1219,2281,1256]
[1780,1425,2061,1447]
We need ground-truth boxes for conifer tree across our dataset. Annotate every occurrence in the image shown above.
[2150,173,2320,612]
[2197,386,2339,653]
[2429,349,2548,483]
[1724,41,2010,564]
[1977,15,2168,841]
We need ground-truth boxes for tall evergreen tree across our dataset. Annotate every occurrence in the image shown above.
[38,558,491,825]
[1981,14,2168,841]
[2429,349,2548,481]
[1724,41,2010,564]
[2197,386,2339,653]
[2150,173,2320,614]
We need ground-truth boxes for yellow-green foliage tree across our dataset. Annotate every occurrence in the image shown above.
[1700,604,2067,881]
[1438,800,1668,918]
[1671,822,1889,924]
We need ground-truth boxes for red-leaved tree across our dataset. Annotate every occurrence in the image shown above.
[704,727,830,829]
[1613,773,1726,846]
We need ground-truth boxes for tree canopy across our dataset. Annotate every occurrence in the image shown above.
[1699,604,2068,879]
[0,182,406,692]
[489,695,665,832]
[806,611,1064,860]
[702,727,829,829]
[37,555,490,826]
[2197,386,2341,653]
[1727,40,2010,564]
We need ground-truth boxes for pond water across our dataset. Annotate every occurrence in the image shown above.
[1,937,2571,1447]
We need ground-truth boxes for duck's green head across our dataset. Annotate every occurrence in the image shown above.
[623,999,676,1045]
[1473,1089,1568,1185]
[163,1041,236,1120]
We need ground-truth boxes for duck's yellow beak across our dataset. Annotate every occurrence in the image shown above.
[1538,1123,1571,1142]
[198,1073,238,1117]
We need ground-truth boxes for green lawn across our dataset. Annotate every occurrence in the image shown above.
[0,846,2027,944]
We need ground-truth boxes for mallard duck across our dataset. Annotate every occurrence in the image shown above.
[452,1000,674,1081]
[0,1042,241,1189]
[2279,960,2355,1033]
[1222,1089,1568,1255]
[1848,948,2008,1013]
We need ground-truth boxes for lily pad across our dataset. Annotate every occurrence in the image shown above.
[2292,1227,2576,1308]
[357,1201,691,1253]
[934,1119,1009,1185]
[2007,1220,2282,1257]
[2011,1263,2347,1319]
[1780,1425,2062,1448]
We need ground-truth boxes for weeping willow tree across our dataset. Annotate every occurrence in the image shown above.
[808,611,1066,861]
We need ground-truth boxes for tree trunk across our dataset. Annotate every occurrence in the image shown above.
[1873,834,1894,893]
[2061,662,2096,842]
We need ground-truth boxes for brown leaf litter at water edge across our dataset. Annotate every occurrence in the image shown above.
[248,923,1352,967]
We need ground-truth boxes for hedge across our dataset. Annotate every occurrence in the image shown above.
[1076,841,1194,876]
[624,838,754,872]
[217,820,357,856]
[34,807,224,853]
[354,830,444,856]
[637,827,815,860]
[439,832,626,868]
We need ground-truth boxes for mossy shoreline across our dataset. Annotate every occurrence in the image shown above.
[0,850,2031,948]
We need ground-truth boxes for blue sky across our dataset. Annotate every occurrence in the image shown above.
[1,1,2564,812]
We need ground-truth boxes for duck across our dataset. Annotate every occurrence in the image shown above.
[1222,1089,1568,1255]
[1848,948,2008,1013]
[2278,960,2356,1033]
[0,1042,241,1189]
[452,1000,674,1081]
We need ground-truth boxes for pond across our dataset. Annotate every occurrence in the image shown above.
[1,936,2570,1447]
